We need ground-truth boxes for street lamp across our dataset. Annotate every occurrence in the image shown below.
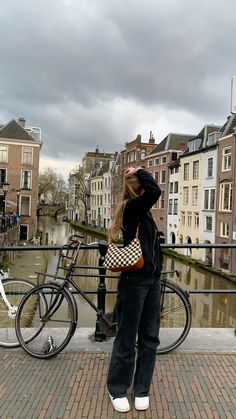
[1,182,9,216]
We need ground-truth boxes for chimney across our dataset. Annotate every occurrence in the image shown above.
[179,142,187,152]
[149,130,155,144]
[18,117,26,128]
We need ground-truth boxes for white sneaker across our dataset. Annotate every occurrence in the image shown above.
[109,393,130,412]
[135,396,150,410]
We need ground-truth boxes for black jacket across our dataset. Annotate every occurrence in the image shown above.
[122,169,162,274]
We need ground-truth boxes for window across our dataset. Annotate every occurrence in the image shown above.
[22,146,33,165]
[160,191,165,209]
[181,212,185,226]
[21,171,32,189]
[174,182,178,193]
[141,149,146,160]
[192,186,198,205]
[222,147,231,171]
[219,183,232,211]
[168,199,173,215]
[206,216,212,231]
[0,145,8,163]
[128,150,136,163]
[160,170,166,184]
[154,172,158,183]
[204,189,215,210]
[20,196,30,216]
[0,168,6,186]
[220,222,229,237]
[183,187,189,204]
[193,161,199,179]
[194,213,199,228]
[207,158,213,177]
[162,156,167,164]
[148,159,153,167]
[173,199,178,215]
[169,182,173,193]
[187,214,192,227]
[183,163,189,181]
[155,158,159,165]
[19,225,29,241]
[175,166,179,173]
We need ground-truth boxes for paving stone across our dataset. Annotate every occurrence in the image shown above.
[0,350,235,418]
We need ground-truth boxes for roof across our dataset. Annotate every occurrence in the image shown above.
[181,124,221,155]
[220,114,236,137]
[0,119,36,142]
[149,133,195,155]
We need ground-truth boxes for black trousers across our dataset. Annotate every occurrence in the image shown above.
[107,272,161,398]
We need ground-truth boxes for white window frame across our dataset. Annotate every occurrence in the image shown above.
[0,145,8,163]
[21,170,32,189]
[207,157,213,177]
[205,216,212,232]
[20,195,31,216]
[148,159,153,167]
[222,147,231,172]
[220,222,229,238]
[160,170,166,184]
[183,187,189,204]
[219,183,232,212]
[193,161,199,179]
[22,146,33,165]
[204,189,215,210]
[192,186,198,205]
[183,163,189,181]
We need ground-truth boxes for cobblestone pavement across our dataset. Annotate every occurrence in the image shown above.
[0,349,235,418]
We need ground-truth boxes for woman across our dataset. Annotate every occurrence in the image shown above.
[107,166,162,413]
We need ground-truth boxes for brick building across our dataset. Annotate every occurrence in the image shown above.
[0,117,42,241]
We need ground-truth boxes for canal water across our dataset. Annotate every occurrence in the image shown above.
[38,215,236,328]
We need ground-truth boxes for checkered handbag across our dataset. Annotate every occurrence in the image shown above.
[104,231,144,272]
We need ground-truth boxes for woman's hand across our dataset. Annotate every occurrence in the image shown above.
[124,166,143,178]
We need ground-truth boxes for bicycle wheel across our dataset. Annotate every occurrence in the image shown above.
[15,283,77,359]
[157,279,192,355]
[0,278,36,348]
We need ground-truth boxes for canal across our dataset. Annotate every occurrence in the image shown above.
[37,215,236,328]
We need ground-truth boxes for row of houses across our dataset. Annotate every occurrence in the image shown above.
[68,114,236,273]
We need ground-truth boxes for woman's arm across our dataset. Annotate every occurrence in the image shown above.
[125,168,161,215]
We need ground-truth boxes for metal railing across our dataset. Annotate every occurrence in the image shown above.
[1,242,236,340]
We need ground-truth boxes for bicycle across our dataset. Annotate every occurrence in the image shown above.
[0,269,35,347]
[15,234,192,359]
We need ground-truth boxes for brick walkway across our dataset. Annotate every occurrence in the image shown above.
[0,350,235,418]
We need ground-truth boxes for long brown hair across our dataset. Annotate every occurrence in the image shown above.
[108,174,143,243]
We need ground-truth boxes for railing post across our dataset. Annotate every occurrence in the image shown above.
[94,240,108,341]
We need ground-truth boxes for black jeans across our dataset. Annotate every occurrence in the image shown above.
[107,271,161,398]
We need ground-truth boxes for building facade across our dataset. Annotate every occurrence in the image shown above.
[0,117,42,241]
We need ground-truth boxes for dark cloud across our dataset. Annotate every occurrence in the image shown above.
[0,0,235,173]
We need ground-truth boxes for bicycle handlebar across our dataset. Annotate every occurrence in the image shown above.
[68,234,84,242]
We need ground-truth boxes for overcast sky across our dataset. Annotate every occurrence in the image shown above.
[0,0,235,178]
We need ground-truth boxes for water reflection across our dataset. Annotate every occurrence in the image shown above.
[38,216,236,328]
[163,257,236,328]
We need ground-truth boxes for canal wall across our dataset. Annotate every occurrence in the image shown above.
[70,221,236,284]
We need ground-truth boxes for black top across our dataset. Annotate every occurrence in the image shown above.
[122,169,162,274]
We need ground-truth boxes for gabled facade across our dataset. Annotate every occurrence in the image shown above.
[167,159,180,244]
[178,125,220,260]
[214,115,236,272]
[120,132,156,174]
[82,147,116,174]
[147,133,194,241]
[0,117,42,241]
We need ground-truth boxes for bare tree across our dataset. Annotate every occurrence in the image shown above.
[38,168,68,206]
[71,167,89,224]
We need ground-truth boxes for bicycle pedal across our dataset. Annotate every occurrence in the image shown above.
[43,336,57,354]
